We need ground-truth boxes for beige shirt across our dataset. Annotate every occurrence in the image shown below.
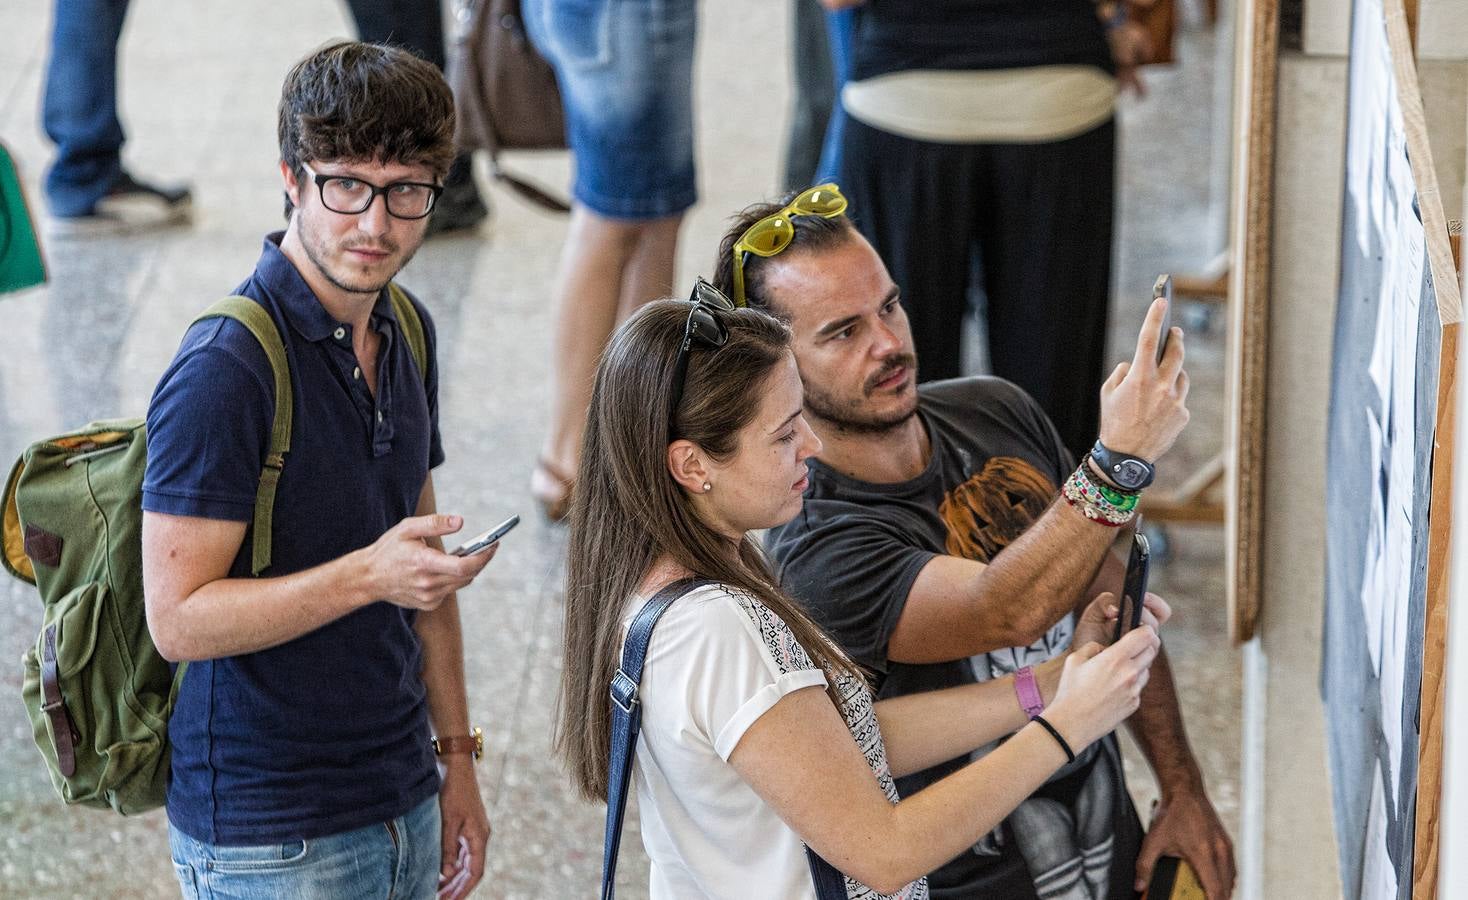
[842,65,1117,144]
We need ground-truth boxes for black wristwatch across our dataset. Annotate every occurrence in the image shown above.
[1090,440,1155,491]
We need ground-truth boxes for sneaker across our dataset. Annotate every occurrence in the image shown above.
[48,172,192,237]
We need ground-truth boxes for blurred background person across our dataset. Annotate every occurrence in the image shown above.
[343,0,490,235]
[41,0,192,234]
[835,0,1151,456]
[520,0,698,520]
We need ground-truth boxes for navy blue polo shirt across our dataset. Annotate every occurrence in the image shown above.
[143,233,445,845]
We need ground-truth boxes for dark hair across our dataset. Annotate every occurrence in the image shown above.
[712,191,857,316]
[277,41,456,218]
[558,300,863,801]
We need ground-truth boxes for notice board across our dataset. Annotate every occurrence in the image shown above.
[1323,0,1461,897]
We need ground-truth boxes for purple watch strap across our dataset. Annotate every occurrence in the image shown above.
[1015,666,1045,719]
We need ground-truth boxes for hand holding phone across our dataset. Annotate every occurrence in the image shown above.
[449,514,520,557]
[1152,274,1174,364]
[1113,529,1151,644]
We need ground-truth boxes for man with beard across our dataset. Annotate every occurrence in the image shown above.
[712,189,1235,900]
[141,43,491,899]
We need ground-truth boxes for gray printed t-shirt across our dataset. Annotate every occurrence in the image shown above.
[767,376,1136,896]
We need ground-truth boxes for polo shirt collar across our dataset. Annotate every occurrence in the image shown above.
[254,231,400,342]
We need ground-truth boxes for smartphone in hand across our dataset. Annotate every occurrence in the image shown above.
[1113,529,1151,643]
[449,514,520,557]
[1153,274,1174,364]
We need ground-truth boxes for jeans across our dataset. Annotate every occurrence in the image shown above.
[782,2,854,191]
[169,794,442,900]
[42,0,130,216]
[524,0,698,219]
[815,7,854,185]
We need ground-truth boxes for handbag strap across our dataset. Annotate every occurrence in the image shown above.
[600,578,849,900]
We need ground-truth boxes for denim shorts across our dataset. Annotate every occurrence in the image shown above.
[524,0,698,220]
[168,794,440,899]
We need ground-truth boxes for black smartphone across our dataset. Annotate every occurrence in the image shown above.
[449,514,520,557]
[1153,274,1174,364]
[1113,530,1151,643]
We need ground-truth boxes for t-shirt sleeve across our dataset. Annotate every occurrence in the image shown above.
[641,588,828,761]
[142,323,274,521]
[771,511,935,673]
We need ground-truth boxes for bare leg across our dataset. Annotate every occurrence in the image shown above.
[617,214,681,320]
[534,205,683,517]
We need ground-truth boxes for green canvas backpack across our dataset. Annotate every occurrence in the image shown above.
[1,286,427,815]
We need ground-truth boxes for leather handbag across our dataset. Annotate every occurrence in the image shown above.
[1128,0,1177,65]
[603,578,849,900]
[447,0,570,212]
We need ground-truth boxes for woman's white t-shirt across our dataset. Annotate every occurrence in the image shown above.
[620,582,928,900]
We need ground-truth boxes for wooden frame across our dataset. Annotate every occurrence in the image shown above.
[1224,0,1280,643]
[1378,1,1464,896]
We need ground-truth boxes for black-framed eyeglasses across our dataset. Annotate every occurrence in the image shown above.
[668,278,736,431]
[302,164,444,220]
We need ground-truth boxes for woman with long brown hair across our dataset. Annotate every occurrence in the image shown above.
[559,283,1163,898]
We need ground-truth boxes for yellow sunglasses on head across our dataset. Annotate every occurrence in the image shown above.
[730,183,848,307]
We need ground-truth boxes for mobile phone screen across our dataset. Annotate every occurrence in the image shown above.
[1153,274,1173,364]
[1113,531,1151,643]
[450,514,520,557]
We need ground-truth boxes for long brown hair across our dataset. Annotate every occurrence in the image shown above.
[558,300,862,801]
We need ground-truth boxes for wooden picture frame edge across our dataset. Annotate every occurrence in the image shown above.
[1224,0,1280,645]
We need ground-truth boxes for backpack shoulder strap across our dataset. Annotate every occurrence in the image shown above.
[387,283,428,385]
[602,577,713,900]
[191,297,291,576]
[601,578,850,900]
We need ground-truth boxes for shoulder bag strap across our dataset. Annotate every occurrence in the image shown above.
[602,577,709,900]
[386,283,429,382]
[600,578,850,900]
[190,297,292,576]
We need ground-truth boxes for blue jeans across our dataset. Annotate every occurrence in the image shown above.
[814,8,855,185]
[169,794,442,900]
[524,0,698,219]
[42,0,130,216]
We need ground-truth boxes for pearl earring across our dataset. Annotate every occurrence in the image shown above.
[702,483,712,492]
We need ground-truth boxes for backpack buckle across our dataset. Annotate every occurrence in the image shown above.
[264,452,285,470]
[610,668,639,714]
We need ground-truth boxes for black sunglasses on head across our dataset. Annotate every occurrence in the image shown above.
[668,278,736,431]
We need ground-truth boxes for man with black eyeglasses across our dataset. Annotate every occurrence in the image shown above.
[141,43,492,899]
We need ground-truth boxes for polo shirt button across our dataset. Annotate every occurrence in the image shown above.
[353,366,361,380]
[334,326,346,340]
[377,411,383,422]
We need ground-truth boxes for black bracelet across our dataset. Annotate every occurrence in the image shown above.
[1032,715,1077,764]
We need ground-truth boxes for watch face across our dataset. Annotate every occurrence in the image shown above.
[1115,459,1150,489]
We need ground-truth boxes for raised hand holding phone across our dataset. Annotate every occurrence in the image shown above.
[1096,280,1190,466]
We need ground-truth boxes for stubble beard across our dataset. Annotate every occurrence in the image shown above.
[801,355,920,435]
[299,213,420,298]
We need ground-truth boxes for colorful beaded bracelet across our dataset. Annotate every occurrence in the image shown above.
[1077,461,1141,511]
[1061,464,1137,527]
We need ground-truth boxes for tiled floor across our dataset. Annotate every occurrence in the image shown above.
[0,2,1239,896]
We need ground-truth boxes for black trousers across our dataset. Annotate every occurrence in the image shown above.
[840,115,1116,457]
[344,0,479,191]
[344,0,446,69]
